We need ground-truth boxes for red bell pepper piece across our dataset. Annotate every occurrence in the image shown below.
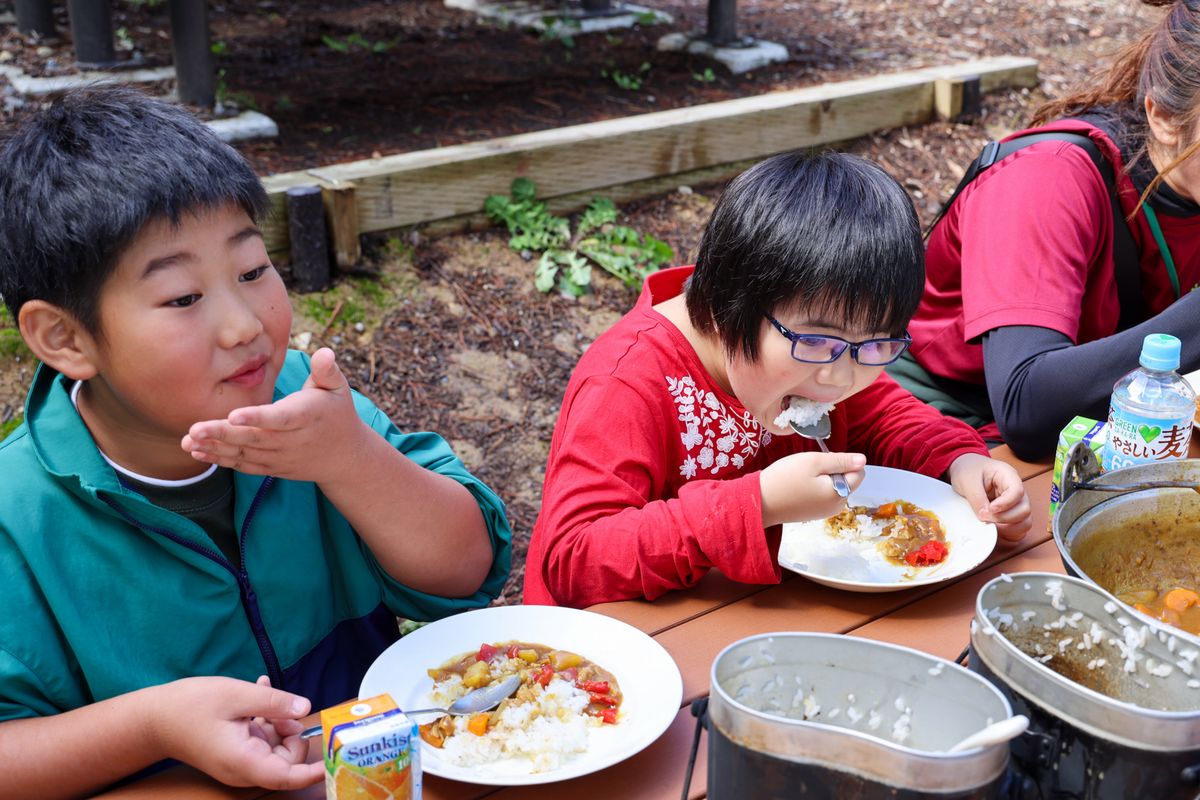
[477,643,498,662]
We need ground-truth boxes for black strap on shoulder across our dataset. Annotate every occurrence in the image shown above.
[928,132,1144,331]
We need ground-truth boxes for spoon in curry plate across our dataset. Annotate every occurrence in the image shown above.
[789,414,851,498]
[298,673,522,740]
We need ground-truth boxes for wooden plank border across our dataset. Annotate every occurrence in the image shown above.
[261,56,1037,259]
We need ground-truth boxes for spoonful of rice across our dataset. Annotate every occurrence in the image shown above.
[775,398,849,498]
[298,673,522,740]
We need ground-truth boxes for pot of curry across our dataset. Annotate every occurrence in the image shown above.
[1053,443,1200,639]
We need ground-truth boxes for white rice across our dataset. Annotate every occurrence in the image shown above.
[431,676,604,773]
[774,397,836,429]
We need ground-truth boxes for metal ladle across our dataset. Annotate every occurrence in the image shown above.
[1062,442,1200,497]
[298,673,522,740]
[790,414,851,498]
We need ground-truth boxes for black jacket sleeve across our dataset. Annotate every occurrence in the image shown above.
[981,290,1200,460]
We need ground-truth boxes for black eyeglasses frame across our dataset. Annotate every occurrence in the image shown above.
[764,315,912,366]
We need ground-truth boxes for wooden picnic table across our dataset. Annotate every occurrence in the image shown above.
[95,444,1061,800]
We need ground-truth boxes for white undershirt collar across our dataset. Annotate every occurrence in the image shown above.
[70,380,218,488]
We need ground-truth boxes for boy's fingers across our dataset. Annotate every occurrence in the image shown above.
[307,347,347,393]
[236,683,310,721]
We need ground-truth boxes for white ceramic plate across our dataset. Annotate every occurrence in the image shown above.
[778,465,997,593]
[359,605,683,785]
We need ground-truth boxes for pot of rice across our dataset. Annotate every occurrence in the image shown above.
[703,633,1014,799]
[969,572,1200,799]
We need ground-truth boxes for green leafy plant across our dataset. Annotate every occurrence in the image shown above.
[0,413,22,442]
[634,10,659,25]
[210,40,228,56]
[485,178,673,296]
[538,17,579,48]
[323,33,394,53]
[602,62,650,91]
[693,67,716,83]
[115,27,135,52]
[214,69,259,112]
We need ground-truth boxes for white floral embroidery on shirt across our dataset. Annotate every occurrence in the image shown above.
[667,375,770,479]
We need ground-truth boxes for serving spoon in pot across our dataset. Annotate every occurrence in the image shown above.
[947,714,1029,753]
[298,673,522,740]
[789,414,851,498]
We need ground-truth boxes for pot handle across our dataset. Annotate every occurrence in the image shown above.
[681,697,708,800]
[1061,441,1104,504]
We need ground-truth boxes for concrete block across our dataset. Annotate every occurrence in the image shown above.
[445,0,670,34]
[0,63,176,96]
[657,33,788,75]
[205,110,279,143]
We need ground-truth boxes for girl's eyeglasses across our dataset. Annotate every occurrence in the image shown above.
[765,315,912,366]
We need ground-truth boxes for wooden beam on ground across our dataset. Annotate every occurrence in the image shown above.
[321,181,362,270]
[260,57,1037,260]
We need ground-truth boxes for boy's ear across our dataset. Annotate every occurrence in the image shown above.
[1146,95,1180,151]
[18,301,101,381]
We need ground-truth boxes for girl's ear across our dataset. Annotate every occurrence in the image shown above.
[1146,95,1180,150]
[17,301,101,381]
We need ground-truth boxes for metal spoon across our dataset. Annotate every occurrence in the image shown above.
[947,714,1029,753]
[298,673,522,740]
[789,414,851,498]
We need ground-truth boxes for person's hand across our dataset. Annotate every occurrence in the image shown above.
[947,453,1032,542]
[151,675,322,791]
[760,451,867,527]
[182,348,369,483]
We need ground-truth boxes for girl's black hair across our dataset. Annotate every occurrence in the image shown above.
[686,150,924,362]
[0,85,269,333]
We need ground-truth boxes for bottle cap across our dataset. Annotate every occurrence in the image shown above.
[1139,333,1181,371]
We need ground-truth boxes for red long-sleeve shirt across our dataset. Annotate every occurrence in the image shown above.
[524,267,989,607]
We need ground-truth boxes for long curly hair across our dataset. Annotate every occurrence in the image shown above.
[1032,0,1200,208]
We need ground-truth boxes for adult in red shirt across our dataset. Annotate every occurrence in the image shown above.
[525,152,1032,609]
[893,0,1200,459]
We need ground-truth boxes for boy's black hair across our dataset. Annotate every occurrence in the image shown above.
[686,150,924,362]
[0,85,269,333]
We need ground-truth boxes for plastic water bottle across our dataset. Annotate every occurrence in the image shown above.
[1101,333,1195,471]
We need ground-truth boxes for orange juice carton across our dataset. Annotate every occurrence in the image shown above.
[1049,416,1107,527]
[323,694,421,800]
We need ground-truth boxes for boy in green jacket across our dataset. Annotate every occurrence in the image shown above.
[0,87,512,796]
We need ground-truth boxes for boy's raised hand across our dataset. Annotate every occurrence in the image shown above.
[947,453,1032,542]
[759,450,868,527]
[156,675,321,790]
[182,348,368,483]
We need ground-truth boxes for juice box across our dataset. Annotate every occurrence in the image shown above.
[323,694,421,800]
[1049,416,1107,527]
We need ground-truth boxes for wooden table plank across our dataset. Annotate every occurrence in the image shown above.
[473,705,705,800]
[586,569,785,635]
[849,538,1066,660]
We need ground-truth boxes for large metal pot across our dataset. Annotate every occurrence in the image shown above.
[1053,444,1200,604]
[704,633,1014,799]
[970,572,1200,799]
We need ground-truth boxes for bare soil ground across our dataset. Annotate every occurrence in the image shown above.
[0,0,1153,602]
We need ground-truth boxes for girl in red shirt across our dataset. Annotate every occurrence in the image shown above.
[525,151,1032,608]
[895,0,1200,459]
